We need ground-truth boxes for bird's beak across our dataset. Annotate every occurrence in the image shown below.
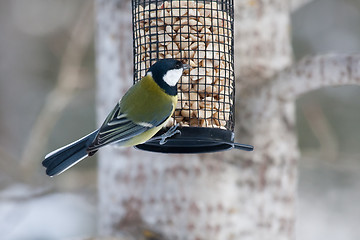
[183,64,191,70]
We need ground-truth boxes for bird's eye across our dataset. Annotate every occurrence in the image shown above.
[175,63,181,69]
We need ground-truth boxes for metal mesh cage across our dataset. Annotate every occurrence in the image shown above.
[131,0,249,153]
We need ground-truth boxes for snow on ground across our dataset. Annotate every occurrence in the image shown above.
[0,184,96,240]
[297,154,360,240]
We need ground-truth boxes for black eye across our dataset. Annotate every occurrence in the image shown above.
[175,62,182,69]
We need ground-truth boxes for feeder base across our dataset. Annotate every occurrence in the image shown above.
[135,127,236,154]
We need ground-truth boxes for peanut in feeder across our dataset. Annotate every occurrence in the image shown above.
[132,0,253,153]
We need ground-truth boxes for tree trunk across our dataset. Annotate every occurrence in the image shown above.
[96,0,360,239]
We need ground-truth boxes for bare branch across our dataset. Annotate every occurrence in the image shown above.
[237,54,360,140]
[291,0,314,12]
[20,2,94,179]
[300,102,339,160]
[273,54,360,101]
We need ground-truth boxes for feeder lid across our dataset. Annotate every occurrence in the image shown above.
[135,127,253,154]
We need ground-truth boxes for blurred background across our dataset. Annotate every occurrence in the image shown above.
[0,0,359,239]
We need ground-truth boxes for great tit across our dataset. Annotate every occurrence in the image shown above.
[43,59,190,176]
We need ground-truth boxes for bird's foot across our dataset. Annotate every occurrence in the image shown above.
[159,123,181,145]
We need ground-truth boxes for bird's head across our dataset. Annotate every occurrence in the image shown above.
[147,59,190,96]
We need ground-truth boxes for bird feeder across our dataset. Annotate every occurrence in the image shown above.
[132,0,253,153]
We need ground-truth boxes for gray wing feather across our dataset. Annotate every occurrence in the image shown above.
[87,102,172,151]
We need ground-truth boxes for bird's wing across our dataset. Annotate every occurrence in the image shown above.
[87,100,174,152]
[87,76,176,151]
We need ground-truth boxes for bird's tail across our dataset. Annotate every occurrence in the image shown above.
[42,130,99,176]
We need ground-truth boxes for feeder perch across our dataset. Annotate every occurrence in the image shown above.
[132,0,253,153]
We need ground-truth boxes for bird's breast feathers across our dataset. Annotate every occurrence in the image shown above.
[87,76,177,150]
[120,75,177,123]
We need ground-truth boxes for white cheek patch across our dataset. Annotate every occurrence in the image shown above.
[163,69,183,86]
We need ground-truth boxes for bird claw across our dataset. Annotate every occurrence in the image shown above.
[159,124,181,145]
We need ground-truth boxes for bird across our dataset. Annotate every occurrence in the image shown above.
[42,59,190,176]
